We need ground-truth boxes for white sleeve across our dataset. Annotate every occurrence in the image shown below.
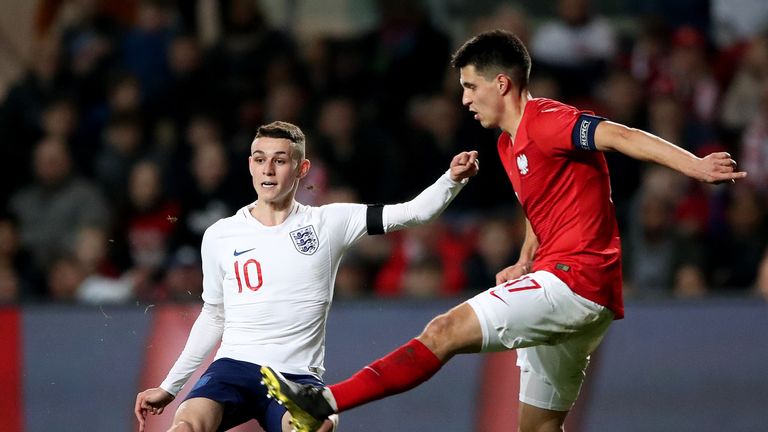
[159,302,224,396]
[200,226,224,304]
[382,170,466,233]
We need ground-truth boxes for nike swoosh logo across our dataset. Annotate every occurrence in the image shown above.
[233,247,256,257]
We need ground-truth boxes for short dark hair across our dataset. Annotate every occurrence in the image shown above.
[254,121,306,160]
[451,30,531,89]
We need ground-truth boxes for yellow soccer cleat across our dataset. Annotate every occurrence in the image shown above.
[261,366,335,432]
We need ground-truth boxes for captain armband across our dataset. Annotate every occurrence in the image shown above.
[571,113,605,151]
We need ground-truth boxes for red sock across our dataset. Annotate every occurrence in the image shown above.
[329,339,442,412]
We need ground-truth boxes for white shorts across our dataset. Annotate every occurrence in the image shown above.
[467,270,613,411]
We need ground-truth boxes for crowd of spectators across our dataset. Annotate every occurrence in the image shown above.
[1,0,767,305]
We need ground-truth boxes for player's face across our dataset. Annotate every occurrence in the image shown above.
[249,137,309,205]
[459,65,503,129]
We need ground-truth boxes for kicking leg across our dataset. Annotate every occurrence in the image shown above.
[261,302,483,432]
[328,302,482,411]
[416,302,484,359]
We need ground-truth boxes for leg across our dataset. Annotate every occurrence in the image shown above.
[259,371,338,432]
[168,397,223,432]
[260,302,484,432]
[282,412,339,432]
[518,403,567,432]
[469,271,614,431]
[281,411,291,432]
[261,271,605,431]
[514,340,597,432]
[328,302,483,410]
[416,302,484,360]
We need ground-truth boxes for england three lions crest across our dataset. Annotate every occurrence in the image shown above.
[290,225,319,255]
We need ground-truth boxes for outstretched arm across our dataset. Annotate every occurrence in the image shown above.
[381,151,479,232]
[134,302,224,431]
[448,150,480,183]
[594,121,747,183]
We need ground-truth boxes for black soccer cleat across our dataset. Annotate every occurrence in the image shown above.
[261,366,335,432]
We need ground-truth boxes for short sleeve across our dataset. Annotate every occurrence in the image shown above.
[526,99,604,155]
[526,99,582,156]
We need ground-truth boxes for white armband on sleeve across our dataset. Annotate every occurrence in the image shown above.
[382,170,466,232]
[159,302,224,396]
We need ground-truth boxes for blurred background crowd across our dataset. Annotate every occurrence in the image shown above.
[0,0,767,305]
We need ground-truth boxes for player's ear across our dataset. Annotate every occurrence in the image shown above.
[298,159,311,179]
[496,74,511,95]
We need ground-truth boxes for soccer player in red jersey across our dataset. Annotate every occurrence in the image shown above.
[261,30,747,432]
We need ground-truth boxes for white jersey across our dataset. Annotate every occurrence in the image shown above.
[159,171,466,395]
[203,202,367,376]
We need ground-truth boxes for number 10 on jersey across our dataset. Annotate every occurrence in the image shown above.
[234,259,263,292]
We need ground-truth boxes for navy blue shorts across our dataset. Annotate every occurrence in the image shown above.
[185,358,324,432]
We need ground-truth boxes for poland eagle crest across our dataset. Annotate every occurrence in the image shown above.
[516,154,529,175]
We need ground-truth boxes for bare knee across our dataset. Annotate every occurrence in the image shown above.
[169,417,214,432]
[169,398,222,432]
[417,304,482,359]
[167,420,194,432]
[418,313,450,356]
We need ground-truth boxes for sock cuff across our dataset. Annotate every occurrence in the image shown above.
[329,338,442,412]
[405,339,442,369]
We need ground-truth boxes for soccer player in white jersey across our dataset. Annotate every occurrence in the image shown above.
[134,121,479,432]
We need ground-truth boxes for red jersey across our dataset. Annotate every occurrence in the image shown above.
[497,98,624,318]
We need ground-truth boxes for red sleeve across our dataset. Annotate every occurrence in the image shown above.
[526,99,584,157]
